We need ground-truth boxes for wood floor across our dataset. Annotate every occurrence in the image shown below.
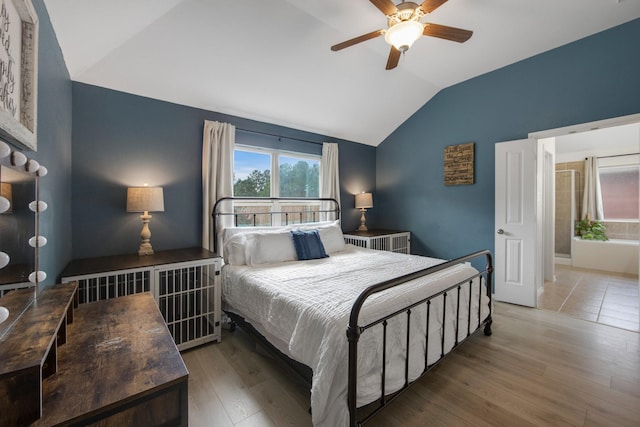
[182,302,640,427]
[540,264,640,332]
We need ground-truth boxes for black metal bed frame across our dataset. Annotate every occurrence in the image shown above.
[347,250,493,425]
[212,197,493,427]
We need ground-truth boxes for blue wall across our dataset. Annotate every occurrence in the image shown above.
[23,0,72,285]
[71,84,375,259]
[377,18,640,260]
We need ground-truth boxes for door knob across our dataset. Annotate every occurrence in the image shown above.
[497,229,504,235]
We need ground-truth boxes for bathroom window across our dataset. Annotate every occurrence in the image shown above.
[599,164,639,220]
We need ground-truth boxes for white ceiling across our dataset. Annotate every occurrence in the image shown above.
[44,0,640,147]
[555,123,640,162]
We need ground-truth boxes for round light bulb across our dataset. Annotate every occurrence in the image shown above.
[0,196,9,214]
[29,236,48,248]
[26,159,40,173]
[29,271,47,283]
[11,151,27,167]
[0,140,9,158]
[0,251,9,269]
[29,200,48,212]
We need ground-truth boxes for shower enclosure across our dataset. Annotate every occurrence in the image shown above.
[555,170,581,258]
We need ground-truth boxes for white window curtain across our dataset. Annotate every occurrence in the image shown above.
[582,156,604,220]
[320,142,340,221]
[202,120,235,251]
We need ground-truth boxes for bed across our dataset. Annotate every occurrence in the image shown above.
[212,197,493,427]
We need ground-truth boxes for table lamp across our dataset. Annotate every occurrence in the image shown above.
[355,192,373,231]
[127,185,164,255]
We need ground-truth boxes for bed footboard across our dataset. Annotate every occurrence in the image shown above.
[347,250,493,426]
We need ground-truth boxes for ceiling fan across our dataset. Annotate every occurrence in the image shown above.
[331,0,473,70]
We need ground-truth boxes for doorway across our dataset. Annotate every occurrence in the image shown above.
[529,114,640,330]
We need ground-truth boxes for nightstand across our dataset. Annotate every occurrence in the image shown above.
[343,229,411,254]
[61,247,221,350]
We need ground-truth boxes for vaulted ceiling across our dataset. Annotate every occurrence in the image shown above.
[44,0,640,146]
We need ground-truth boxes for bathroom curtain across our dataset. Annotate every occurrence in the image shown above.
[582,156,604,220]
[202,120,235,251]
[320,142,340,221]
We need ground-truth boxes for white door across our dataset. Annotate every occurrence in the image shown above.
[495,139,538,307]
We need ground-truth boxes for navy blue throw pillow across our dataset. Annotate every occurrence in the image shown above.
[290,229,329,261]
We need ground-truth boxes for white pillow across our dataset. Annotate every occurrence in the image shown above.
[220,227,284,265]
[318,225,346,254]
[222,226,289,248]
[300,220,339,230]
[244,230,298,266]
[221,221,345,263]
[223,234,248,265]
[300,220,336,229]
[300,220,346,253]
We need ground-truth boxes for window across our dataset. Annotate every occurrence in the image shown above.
[233,145,321,226]
[599,164,639,220]
[278,154,320,197]
[597,154,639,221]
[233,149,271,197]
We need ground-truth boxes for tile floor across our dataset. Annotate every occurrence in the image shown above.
[539,263,640,332]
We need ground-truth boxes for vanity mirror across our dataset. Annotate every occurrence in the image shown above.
[0,141,47,324]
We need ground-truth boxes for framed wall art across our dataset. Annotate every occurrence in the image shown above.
[0,0,38,151]
[444,142,474,185]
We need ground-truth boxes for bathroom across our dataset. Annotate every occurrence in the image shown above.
[554,123,639,275]
[540,123,639,332]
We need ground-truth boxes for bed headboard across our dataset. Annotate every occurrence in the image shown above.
[212,197,340,254]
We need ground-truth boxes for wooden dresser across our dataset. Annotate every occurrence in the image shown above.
[0,283,188,426]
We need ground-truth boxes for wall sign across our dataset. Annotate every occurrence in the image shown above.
[0,0,38,151]
[444,142,474,185]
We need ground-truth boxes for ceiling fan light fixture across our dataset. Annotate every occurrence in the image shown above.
[384,20,424,52]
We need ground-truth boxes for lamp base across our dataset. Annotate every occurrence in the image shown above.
[358,209,368,232]
[137,213,155,256]
[138,243,154,256]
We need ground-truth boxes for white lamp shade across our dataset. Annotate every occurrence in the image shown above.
[127,186,165,212]
[355,192,373,209]
[384,20,424,51]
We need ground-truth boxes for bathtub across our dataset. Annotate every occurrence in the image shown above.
[571,237,639,275]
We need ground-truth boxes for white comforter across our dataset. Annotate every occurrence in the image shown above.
[222,245,491,427]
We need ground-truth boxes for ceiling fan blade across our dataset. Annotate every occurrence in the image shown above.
[331,29,385,51]
[423,23,473,43]
[370,0,397,16]
[419,0,448,15]
[386,47,401,70]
